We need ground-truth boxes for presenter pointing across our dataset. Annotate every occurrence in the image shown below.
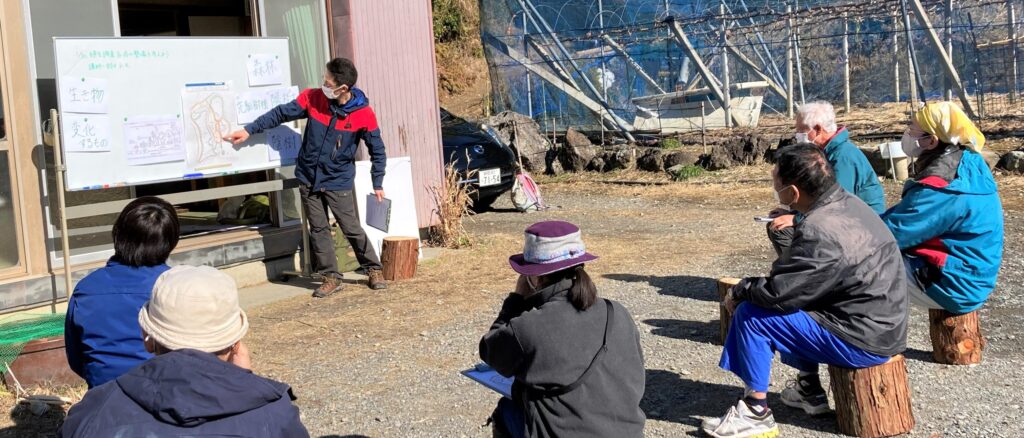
[224,58,387,296]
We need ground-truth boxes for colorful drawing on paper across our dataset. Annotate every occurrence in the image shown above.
[123,115,186,166]
[181,82,237,169]
[63,114,112,152]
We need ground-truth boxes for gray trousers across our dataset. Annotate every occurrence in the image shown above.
[300,185,382,277]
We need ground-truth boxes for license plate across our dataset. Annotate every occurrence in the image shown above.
[479,168,501,187]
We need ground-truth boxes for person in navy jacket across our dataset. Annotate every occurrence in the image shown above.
[64,196,178,388]
[882,102,1004,314]
[225,57,387,296]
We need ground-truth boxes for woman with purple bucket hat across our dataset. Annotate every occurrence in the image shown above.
[479,221,646,438]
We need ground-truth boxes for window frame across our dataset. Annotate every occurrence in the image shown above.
[0,9,29,278]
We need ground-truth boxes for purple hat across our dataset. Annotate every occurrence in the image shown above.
[509,221,598,276]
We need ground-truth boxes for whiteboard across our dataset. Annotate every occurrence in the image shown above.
[353,157,421,259]
[53,37,299,190]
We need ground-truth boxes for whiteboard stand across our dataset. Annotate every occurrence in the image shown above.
[50,109,75,312]
[278,200,313,282]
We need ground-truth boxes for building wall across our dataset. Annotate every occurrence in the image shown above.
[329,0,443,228]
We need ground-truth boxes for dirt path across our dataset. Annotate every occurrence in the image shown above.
[234,167,1024,437]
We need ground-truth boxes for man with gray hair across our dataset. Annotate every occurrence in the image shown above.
[767,101,885,257]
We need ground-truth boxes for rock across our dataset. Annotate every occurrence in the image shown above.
[721,133,768,166]
[666,164,686,176]
[701,149,732,171]
[764,136,797,164]
[981,150,1001,171]
[637,148,665,172]
[559,128,598,172]
[545,148,564,175]
[997,151,1024,174]
[662,150,699,170]
[603,146,636,171]
[483,111,552,174]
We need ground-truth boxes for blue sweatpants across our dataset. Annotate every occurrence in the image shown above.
[720,302,889,392]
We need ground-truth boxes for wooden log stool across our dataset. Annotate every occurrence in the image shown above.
[828,355,915,438]
[717,277,741,345]
[928,309,985,365]
[381,237,419,281]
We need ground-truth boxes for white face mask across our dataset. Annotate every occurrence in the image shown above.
[773,185,792,210]
[901,131,925,158]
[322,84,340,99]
[793,132,809,144]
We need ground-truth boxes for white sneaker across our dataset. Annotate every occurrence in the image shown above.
[701,399,780,438]
[780,377,831,416]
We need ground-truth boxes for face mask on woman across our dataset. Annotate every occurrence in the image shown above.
[901,130,928,158]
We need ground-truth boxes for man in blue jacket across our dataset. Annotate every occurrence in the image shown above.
[226,58,387,296]
[882,102,1003,313]
[767,101,885,258]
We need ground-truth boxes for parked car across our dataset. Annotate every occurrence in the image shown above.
[440,108,517,211]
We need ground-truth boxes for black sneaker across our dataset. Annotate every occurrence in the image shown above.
[780,375,831,415]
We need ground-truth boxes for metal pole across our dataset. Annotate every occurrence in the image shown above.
[599,0,606,144]
[843,13,851,113]
[945,0,954,101]
[908,0,977,116]
[794,0,806,105]
[894,12,901,103]
[721,5,732,128]
[518,0,634,140]
[50,109,74,312]
[1010,0,1019,104]
[787,6,795,118]
[967,12,987,117]
[524,12,533,118]
[601,35,666,94]
[902,0,921,107]
[701,101,707,154]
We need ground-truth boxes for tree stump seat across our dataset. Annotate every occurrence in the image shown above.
[717,277,741,345]
[828,355,915,438]
[381,237,419,281]
[929,308,985,365]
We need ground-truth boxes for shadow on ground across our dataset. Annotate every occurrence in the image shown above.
[644,318,720,344]
[603,274,718,302]
[0,403,66,438]
[642,369,838,436]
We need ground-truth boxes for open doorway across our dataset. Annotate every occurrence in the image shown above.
[117,0,277,236]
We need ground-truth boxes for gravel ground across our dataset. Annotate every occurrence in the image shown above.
[235,168,1024,438]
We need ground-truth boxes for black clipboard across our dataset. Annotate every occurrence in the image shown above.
[365,195,391,233]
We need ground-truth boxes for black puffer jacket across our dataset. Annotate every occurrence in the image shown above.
[732,184,909,356]
[480,279,646,438]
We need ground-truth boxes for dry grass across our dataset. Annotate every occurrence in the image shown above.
[427,163,475,249]
[0,382,85,437]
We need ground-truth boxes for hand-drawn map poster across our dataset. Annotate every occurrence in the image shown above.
[181,82,238,170]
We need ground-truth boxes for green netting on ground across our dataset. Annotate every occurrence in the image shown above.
[0,313,65,370]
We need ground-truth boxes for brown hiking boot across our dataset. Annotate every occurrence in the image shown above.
[313,276,344,298]
[367,268,387,290]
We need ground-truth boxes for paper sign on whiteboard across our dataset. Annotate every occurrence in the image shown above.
[181,82,237,169]
[123,115,186,166]
[63,114,112,152]
[246,54,283,86]
[266,125,301,164]
[237,86,300,124]
[60,76,110,114]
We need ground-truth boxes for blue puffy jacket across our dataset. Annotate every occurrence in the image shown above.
[881,148,1004,313]
[64,260,170,388]
[245,87,386,191]
[823,128,886,213]
[59,349,309,437]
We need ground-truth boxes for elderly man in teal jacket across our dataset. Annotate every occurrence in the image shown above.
[768,101,885,257]
[882,102,1003,313]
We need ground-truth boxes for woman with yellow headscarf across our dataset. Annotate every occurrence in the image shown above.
[882,102,1003,314]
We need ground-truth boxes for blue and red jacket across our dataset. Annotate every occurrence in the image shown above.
[881,147,1003,313]
[244,87,386,191]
